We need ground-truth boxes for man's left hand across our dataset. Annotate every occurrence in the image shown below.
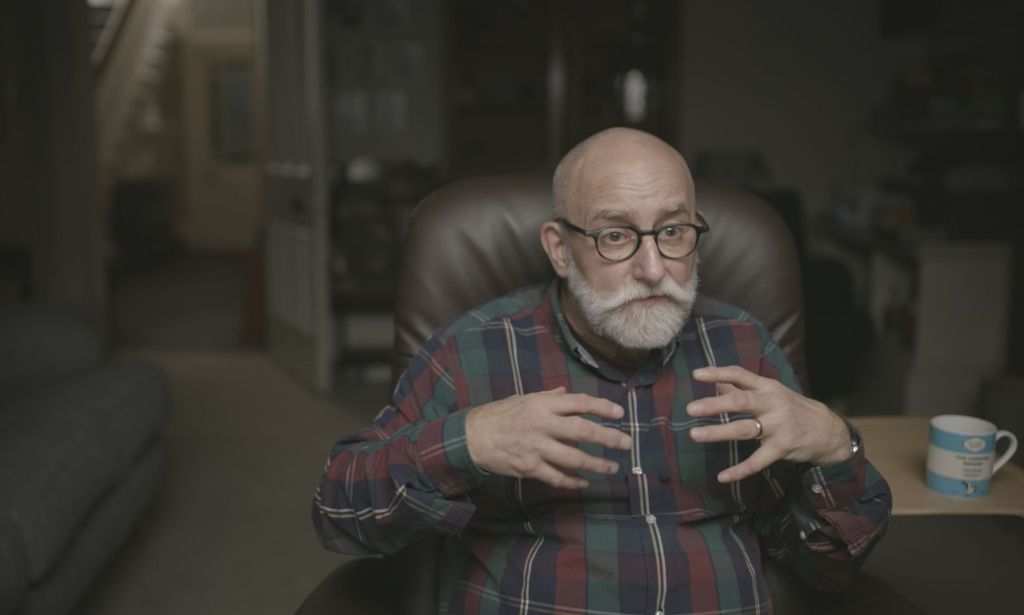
[686,365,852,483]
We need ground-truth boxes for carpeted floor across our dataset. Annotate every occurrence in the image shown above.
[77,350,388,615]
[110,254,251,349]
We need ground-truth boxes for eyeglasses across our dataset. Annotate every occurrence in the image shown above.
[556,212,710,261]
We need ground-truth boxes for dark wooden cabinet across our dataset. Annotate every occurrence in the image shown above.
[871,0,1024,373]
[445,0,680,178]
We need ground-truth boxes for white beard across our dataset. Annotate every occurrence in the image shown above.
[564,256,699,350]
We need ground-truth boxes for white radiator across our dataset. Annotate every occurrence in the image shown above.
[267,219,314,336]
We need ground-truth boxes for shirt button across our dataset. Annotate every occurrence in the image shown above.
[632,466,643,475]
[799,530,808,540]
[811,484,824,494]
[645,514,657,525]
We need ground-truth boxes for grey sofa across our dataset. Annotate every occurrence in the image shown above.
[0,303,170,615]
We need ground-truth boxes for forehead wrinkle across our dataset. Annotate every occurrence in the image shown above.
[580,165,688,204]
[588,201,691,226]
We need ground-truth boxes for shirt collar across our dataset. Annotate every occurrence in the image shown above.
[547,280,683,381]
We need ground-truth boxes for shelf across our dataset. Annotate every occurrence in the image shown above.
[870,123,1024,154]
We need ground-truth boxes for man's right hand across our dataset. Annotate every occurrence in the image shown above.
[465,387,632,489]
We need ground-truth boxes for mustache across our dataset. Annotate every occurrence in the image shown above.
[597,274,696,312]
[564,256,699,350]
[620,279,688,304]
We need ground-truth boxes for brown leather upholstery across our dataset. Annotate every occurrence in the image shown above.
[392,173,808,391]
[299,174,812,615]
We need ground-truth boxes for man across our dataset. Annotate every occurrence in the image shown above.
[313,128,891,614]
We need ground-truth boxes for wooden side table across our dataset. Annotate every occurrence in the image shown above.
[851,415,1024,515]
[821,417,1024,614]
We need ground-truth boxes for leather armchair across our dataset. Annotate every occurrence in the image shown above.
[299,174,816,614]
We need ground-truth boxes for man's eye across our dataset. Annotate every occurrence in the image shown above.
[661,226,681,238]
[605,231,626,243]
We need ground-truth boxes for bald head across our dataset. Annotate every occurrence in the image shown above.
[552,127,693,220]
[540,128,700,357]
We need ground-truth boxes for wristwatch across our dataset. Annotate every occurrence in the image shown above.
[845,421,861,458]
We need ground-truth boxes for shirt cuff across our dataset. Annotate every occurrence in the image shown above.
[417,407,489,497]
[799,424,867,512]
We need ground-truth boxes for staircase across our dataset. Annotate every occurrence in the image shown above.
[93,0,181,174]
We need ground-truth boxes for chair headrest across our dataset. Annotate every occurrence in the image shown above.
[393,173,807,391]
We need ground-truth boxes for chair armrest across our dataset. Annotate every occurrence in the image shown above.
[296,538,442,615]
[295,558,400,615]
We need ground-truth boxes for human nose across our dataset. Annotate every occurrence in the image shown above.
[631,235,667,284]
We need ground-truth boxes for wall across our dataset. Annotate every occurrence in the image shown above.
[0,0,106,315]
[678,0,914,221]
[0,2,35,253]
[177,0,263,251]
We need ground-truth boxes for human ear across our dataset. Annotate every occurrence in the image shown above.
[540,221,570,278]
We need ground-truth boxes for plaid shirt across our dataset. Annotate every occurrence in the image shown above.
[314,282,892,615]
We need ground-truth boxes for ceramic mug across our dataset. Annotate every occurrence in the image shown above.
[926,414,1018,498]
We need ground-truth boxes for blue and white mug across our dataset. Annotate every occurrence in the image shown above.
[926,414,1018,498]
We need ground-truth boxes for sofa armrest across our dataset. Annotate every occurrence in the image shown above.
[0,516,27,615]
[0,303,107,393]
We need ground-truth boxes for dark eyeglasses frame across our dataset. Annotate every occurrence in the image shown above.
[556,212,710,261]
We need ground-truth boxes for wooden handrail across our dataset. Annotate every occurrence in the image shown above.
[91,0,134,74]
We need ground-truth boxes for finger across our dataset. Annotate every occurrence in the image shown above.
[546,392,625,420]
[686,390,759,417]
[550,415,632,450]
[532,461,590,490]
[690,418,762,443]
[692,365,763,390]
[541,440,620,475]
[716,382,739,396]
[717,445,777,484]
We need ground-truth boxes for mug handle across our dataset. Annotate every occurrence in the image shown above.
[993,430,1019,475]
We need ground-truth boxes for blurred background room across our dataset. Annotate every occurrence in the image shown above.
[0,1,1022,614]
